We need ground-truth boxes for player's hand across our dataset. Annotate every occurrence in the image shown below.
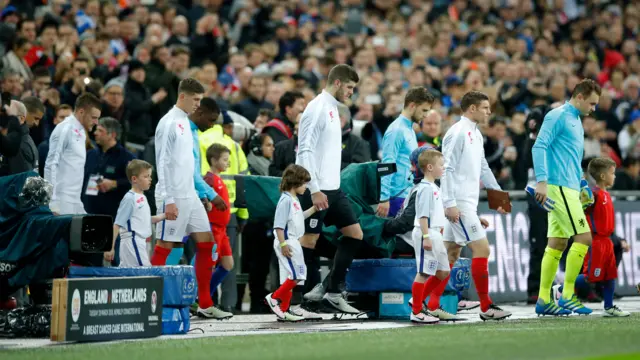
[376,201,390,217]
[480,218,489,229]
[165,203,179,220]
[621,240,630,253]
[201,198,212,211]
[497,206,508,215]
[422,237,432,251]
[312,191,328,211]
[445,207,460,223]
[535,182,548,205]
[104,249,115,262]
[211,196,228,211]
[97,179,116,193]
[281,243,293,258]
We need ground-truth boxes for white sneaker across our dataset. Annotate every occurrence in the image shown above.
[196,305,233,319]
[552,284,562,305]
[428,307,463,321]
[322,292,361,314]
[604,305,630,317]
[303,283,326,302]
[291,305,323,321]
[457,300,480,311]
[410,311,439,324]
[280,309,305,322]
[265,293,285,319]
[479,304,512,321]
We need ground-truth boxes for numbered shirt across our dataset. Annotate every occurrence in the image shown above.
[414,180,446,228]
[114,191,152,239]
[273,192,305,241]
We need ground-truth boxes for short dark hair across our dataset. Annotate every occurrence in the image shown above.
[178,77,205,95]
[488,117,507,128]
[206,143,230,166]
[279,90,304,115]
[126,159,153,181]
[280,164,311,192]
[403,87,435,108]
[74,56,90,65]
[327,64,359,85]
[572,79,602,99]
[199,97,220,116]
[33,67,50,79]
[460,91,490,112]
[74,92,101,112]
[98,116,122,140]
[588,157,616,181]
[622,156,640,168]
[56,104,72,114]
[22,96,45,115]
[172,45,190,57]
[258,108,275,118]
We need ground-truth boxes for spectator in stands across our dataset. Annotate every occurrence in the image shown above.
[100,79,128,139]
[247,133,274,176]
[618,110,640,160]
[263,90,305,145]
[0,100,37,175]
[1,68,21,98]
[231,76,273,124]
[58,57,91,107]
[269,119,298,177]
[613,157,640,190]
[2,37,32,81]
[416,110,442,148]
[337,102,370,170]
[83,117,135,220]
[124,60,167,148]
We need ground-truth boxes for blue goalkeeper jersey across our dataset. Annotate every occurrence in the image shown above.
[532,102,584,191]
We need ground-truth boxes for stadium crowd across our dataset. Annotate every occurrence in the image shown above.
[1,0,640,314]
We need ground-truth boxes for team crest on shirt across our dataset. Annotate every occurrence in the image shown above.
[329,111,334,120]
[471,225,478,233]
[298,265,306,276]
[427,260,437,272]
[136,196,145,209]
[293,202,300,211]
[433,191,439,200]
[467,131,473,144]
[594,268,601,277]
[310,219,318,228]
[178,123,185,135]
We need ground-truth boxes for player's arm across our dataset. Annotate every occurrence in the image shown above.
[383,190,417,236]
[156,122,178,204]
[110,195,134,258]
[44,125,69,211]
[415,187,433,250]
[531,112,561,184]
[480,144,501,190]
[441,131,464,209]
[379,129,403,202]
[193,147,217,201]
[273,196,291,245]
[296,107,325,194]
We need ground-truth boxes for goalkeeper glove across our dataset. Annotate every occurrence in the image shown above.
[580,179,594,210]
[525,185,555,212]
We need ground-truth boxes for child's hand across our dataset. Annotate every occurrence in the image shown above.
[480,218,489,229]
[422,237,432,251]
[621,240,630,253]
[280,243,293,258]
[104,249,115,262]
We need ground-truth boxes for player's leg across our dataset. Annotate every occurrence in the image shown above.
[185,197,228,318]
[555,186,592,314]
[151,198,184,265]
[601,242,629,316]
[209,225,233,303]
[118,233,139,267]
[426,224,457,314]
[166,237,187,265]
[409,228,439,322]
[298,189,326,300]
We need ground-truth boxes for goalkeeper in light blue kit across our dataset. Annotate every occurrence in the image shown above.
[531,79,601,316]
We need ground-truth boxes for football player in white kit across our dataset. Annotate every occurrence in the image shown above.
[107,160,167,267]
[408,150,449,324]
[265,165,318,322]
[149,78,219,318]
[439,91,511,321]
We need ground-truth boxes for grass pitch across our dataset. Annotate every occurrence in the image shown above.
[3,314,640,360]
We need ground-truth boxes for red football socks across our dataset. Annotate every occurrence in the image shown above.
[195,242,215,309]
[427,263,454,311]
[422,276,443,304]
[411,281,426,314]
[273,279,297,311]
[472,257,492,312]
[150,245,171,266]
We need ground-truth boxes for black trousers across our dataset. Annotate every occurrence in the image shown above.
[527,197,549,297]
[244,221,274,311]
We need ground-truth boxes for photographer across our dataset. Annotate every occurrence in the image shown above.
[0,99,29,171]
[0,97,44,176]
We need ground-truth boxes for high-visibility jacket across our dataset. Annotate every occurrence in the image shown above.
[199,125,249,220]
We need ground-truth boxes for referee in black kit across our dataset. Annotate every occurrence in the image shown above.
[296,64,363,314]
